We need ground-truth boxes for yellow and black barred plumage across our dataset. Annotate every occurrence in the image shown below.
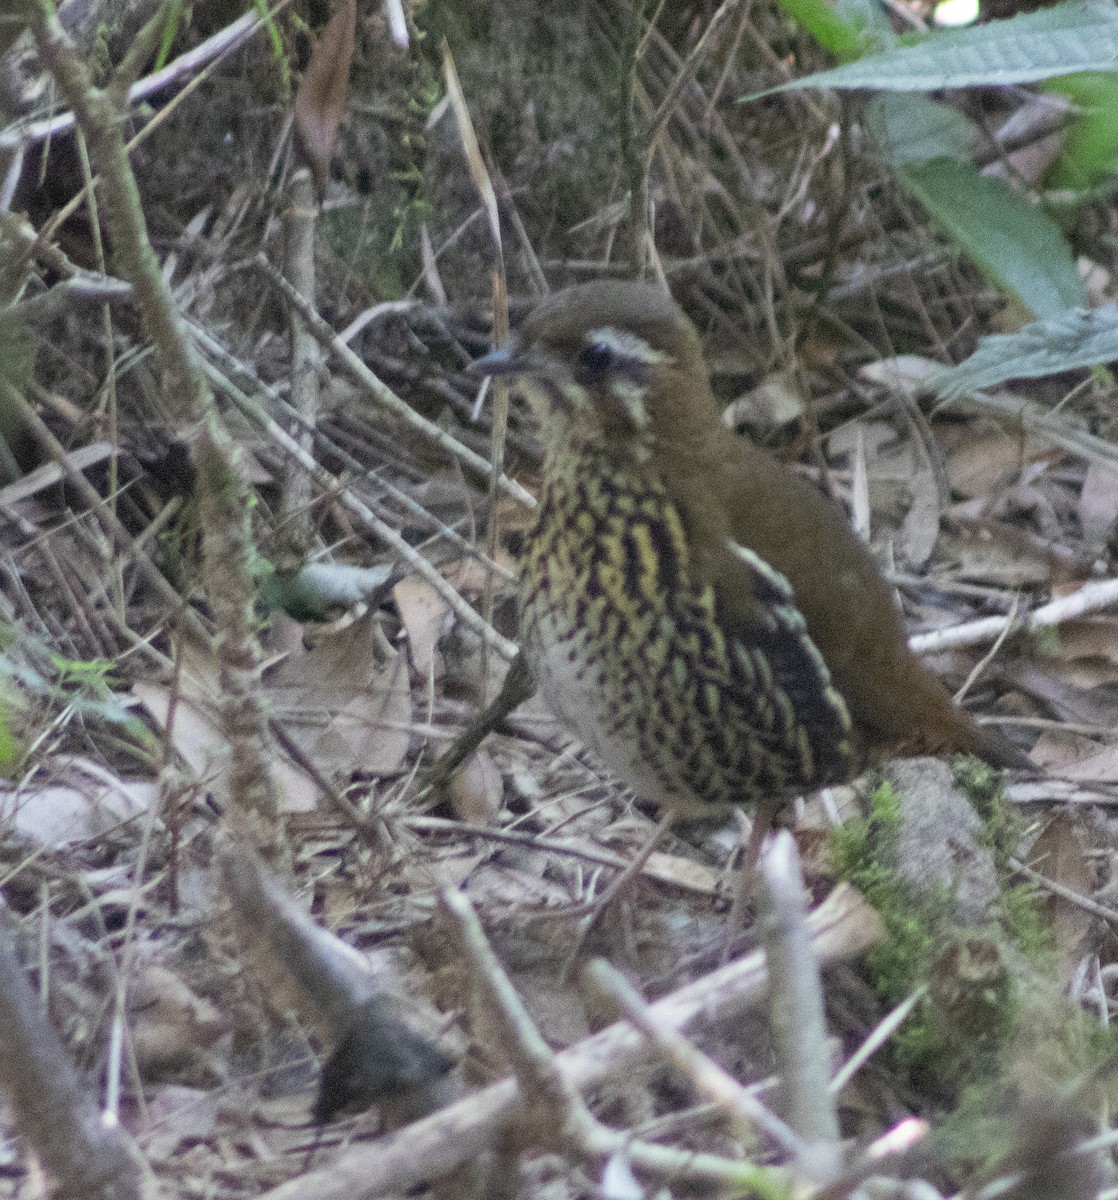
[473,280,1029,823]
[522,438,854,816]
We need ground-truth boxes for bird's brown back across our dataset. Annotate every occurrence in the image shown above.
[500,280,1029,787]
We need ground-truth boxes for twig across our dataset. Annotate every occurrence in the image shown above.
[0,7,271,149]
[909,577,1118,655]
[219,843,456,1125]
[197,355,519,660]
[257,883,882,1200]
[439,888,787,1198]
[25,0,285,849]
[1011,858,1118,928]
[828,987,926,1095]
[756,832,842,1186]
[280,166,320,553]
[0,920,150,1199]
[583,957,805,1156]
[253,256,535,509]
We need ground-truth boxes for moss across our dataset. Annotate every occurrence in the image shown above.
[996,880,1054,968]
[949,758,1054,969]
[952,755,1021,861]
[830,775,1061,1093]
[831,781,955,1069]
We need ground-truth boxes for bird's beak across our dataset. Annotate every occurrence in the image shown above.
[468,343,530,377]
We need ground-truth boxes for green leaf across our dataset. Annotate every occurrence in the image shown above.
[869,94,979,164]
[154,0,184,72]
[777,0,866,59]
[1044,70,1118,188]
[933,304,1118,396]
[899,158,1084,318]
[754,0,1118,94]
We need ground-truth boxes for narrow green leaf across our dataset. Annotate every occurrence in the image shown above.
[869,94,978,164]
[776,0,866,59]
[900,158,1084,318]
[933,304,1118,396]
[751,0,1118,95]
[154,0,184,73]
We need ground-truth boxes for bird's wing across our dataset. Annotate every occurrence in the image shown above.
[711,538,858,788]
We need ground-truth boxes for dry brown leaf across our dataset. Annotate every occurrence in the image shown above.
[642,851,720,897]
[293,0,356,197]
[1078,461,1118,549]
[1057,744,1118,783]
[442,42,500,250]
[1026,811,1099,985]
[465,861,572,910]
[900,452,941,569]
[143,1085,223,1160]
[393,574,450,680]
[945,428,1045,499]
[1006,662,1118,728]
[1,761,153,848]
[128,963,226,1079]
[1052,617,1118,667]
[936,529,1050,586]
[133,645,318,812]
[267,612,413,777]
[444,750,504,824]
[443,551,518,595]
[1029,729,1112,772]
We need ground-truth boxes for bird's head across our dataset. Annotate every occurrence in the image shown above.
[471,281,720,460]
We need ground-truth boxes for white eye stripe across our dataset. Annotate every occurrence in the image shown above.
[610,376,650,429]
[585,327,667,366]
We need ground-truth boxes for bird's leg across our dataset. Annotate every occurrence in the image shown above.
[725,799,781,940]
[552,811,677,972]
[579,810,676,923]
[427,651,536,793]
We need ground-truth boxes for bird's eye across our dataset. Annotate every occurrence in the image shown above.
[577,339,615,379]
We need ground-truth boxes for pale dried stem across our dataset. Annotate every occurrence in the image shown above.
[756,831,843,1186]
[280,166,320,553]
[910,576,1118,655]
[0,922,151,1199]
[198,355,519,660]
[583,956,805,1155]
[254,255,535,510]
[22,0,284,849]
[258,883,882,1200]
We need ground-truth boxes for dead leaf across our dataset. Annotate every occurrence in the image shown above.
[936,529,1050,586]
[293,0,356,198]
[144,1085,223,1160]
[1078,461,1118,550]
[393,575,451,680]
[133,643,318,812]
[945,428,1045,499]
[1006,661,1118,728]
[0,759,153,848]
[1026,811,1098,985]
[268,611,413,777]
[1052,617,1118,668]
[723,371,806,433]
[442,42,500,250]
[129,963,226,1079]
[643,851,720,897]
[900,451,941,569]
[444,751,504,824]
[1059,744,1118,784]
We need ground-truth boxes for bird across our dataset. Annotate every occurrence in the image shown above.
[457,280,1029,869]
